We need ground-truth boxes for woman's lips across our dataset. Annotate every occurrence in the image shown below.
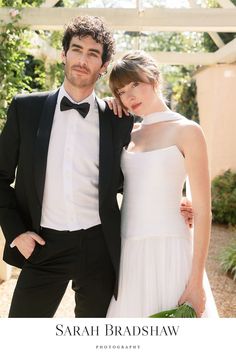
[131,102,141,111]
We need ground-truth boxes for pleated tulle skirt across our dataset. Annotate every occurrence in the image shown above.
[106,236,219,318]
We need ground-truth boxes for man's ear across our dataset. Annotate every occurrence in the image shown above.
[100,61,110,76]
[61,51,66,64]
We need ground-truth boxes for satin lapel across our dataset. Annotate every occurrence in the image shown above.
[34,90,59,205]
[97,97,113,206]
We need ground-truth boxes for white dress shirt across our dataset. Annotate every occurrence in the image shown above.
[40,85,101,230]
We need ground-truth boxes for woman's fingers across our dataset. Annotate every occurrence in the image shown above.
[104,97,128,118]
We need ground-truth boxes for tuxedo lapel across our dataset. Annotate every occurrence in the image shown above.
[97,97,113,206]
[34,90,59,205]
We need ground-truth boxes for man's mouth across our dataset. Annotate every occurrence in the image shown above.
[73,67,89,74]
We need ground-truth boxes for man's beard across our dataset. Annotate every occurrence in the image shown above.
[65,67,99,89]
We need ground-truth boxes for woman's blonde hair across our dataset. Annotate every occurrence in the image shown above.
[109,50,161,103]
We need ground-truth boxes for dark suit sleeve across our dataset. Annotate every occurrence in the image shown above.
[0,97,27,244]
[117,113,134,195]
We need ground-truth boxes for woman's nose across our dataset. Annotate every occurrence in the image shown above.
[127,92,135,101]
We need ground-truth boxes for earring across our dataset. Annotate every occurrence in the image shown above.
[99,70,108,78]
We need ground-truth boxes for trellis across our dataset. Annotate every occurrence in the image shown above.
[0,0,236,65]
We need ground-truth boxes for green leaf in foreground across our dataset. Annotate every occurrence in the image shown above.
[149,303,197,318]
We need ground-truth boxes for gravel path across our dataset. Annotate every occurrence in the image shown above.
[205,224,236,317]
[0,224,235,317]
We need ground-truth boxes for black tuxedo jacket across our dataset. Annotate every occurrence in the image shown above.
[0,90,133,297]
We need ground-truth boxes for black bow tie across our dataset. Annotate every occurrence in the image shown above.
[60,96,90,118]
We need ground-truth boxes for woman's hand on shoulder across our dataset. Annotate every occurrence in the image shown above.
[104,96,129,118]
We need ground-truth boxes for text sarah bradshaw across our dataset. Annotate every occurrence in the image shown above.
[56,324,179,337]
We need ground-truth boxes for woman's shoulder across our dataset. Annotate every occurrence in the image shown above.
[176,115,203,133]
[175,115,206,149]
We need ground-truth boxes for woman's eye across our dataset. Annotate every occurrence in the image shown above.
[133,82,139,87]
[118,91,124,96]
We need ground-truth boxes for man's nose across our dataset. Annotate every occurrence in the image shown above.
[78,53,87,66]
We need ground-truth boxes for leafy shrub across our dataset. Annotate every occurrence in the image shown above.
[211,170,236,225]
[220,244,236,281]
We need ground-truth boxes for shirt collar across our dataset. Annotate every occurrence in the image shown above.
[58,85,96,108]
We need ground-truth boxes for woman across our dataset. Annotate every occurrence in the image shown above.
[106,51,218,318]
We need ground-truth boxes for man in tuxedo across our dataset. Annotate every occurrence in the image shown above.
[0,15,192,318]
[0,15,133,317]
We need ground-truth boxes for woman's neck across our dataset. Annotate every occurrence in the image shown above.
[142,96,169,117]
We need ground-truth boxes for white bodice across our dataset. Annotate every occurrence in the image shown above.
[121,112,191,240]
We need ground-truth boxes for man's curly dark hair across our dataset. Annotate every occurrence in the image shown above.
[62,16,115,65]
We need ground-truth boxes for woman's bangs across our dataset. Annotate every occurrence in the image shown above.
[110,64,143,94]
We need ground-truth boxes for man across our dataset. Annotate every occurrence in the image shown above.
[0,16,192,318]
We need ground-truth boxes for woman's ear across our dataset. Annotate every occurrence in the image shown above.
[153,80,160,93]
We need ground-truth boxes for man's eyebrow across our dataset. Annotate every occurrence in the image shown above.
[89,48,102,55]
[71,44,101,55]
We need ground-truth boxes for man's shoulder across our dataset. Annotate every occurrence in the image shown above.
[14,89,58,103]
[96,97,133,125]
[105,102,134,124]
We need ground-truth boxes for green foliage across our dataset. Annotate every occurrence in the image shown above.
[0,9,31,128]
[171,70,198,122]
[211,170,236,226]
[24,56,63,90]
[61,0,87,5]
[144,32,204,53]
[0,1,64,128]
[149,303,197,318]
[0,0,44,7]
[220,243,236,281]
[161,66,198,121]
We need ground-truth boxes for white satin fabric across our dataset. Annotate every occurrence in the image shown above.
[107,112,218,318]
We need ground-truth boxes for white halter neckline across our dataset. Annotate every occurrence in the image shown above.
[141,111,183,125]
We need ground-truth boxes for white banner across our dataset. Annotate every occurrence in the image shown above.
[0,318,235,354]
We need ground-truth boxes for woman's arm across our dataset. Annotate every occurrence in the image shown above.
[178,122,211,317]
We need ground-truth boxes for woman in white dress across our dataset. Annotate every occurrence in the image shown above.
[106,51,218,318]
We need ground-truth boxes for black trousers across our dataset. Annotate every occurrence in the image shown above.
[8,224,115,318]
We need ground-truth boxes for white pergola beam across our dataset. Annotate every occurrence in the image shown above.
[214,37,236,63]
[29,44,236,65]
[187,0,198,7]
[27,32,60,63]
[217,0,235,8]
[1,8,236,32]
[208,32,225,48]
[115,51,216,65]
[187,0,225,48]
